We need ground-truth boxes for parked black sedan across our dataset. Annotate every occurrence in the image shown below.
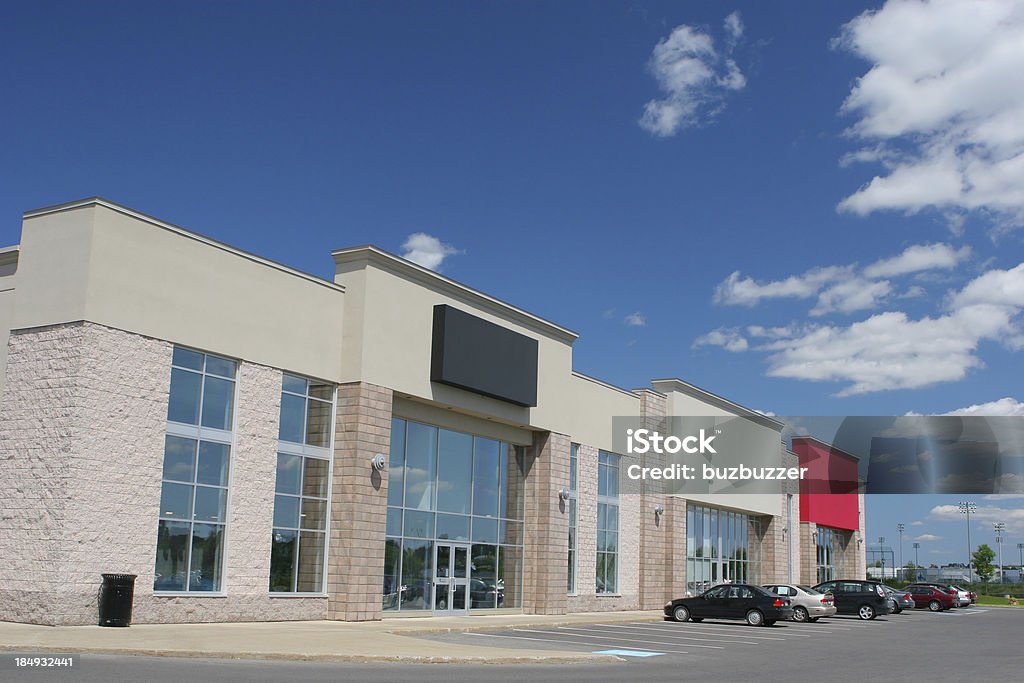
[665,584,793,627]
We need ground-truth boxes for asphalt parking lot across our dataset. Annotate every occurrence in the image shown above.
[422,607,1023,681]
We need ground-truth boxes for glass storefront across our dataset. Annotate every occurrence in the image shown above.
[816,526,835,584]
[383,418,526,613]
[686,503,762,595]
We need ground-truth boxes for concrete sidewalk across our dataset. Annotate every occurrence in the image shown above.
[0,610,664,664]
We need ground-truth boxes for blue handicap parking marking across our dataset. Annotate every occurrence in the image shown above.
[594,649,665,657]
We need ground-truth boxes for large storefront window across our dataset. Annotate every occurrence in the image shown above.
[685,503,762,595]
[155,347,236,593]
[817,527,835,584]
[384,418,526,612]
[271,374,335,593]
[596,450,619,594]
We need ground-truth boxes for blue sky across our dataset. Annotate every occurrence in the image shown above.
[2,0,1022,566]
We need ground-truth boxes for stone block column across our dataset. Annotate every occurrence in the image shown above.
[666,497,688,600]
[799,521,817,585]
[522,430,570,615]
[636,389,670,608]
[327,382,393,621]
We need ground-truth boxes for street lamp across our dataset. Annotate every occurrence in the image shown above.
[994,522,1005,583]
[913,542,920,572]
[958,501,976,578]
[897,523,905,580]
[1018,542,1023,579]
[879,536,886,580]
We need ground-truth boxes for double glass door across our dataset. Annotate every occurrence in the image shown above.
[433,543,469,615]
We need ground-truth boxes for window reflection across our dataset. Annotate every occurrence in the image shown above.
[384,419,525,613]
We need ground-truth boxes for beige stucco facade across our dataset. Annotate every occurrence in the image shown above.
[0,199,865,625]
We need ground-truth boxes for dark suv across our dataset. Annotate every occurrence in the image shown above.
[813,580,893,620]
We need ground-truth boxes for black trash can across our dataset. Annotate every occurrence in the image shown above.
[98,573,137,627]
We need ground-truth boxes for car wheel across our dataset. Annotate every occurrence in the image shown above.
[673,605,691,622]
[892,605,902,614]
[745,609,764,626]
[858,604,875,620]
[928,600,941,612]
[792,606,809,623]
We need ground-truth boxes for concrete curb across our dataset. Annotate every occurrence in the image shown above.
[379,613,666,635]
[0,645,616,665]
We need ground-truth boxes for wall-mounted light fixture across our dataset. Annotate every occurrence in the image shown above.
[371,453,387,471]
[653,504,665,516]
[558,488,570,500]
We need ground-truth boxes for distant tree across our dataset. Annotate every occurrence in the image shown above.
[904,561,917,569]
[973,544,996,582]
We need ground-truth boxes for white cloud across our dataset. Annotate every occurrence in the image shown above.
[930,502,1024,535]
[693,326,749,352]
[835,0,1024,229]
[914,533,943,542]
[624,312,647,327]
[759,303,1015,395]
[811,278,892,316]
[950,262,1024,309]
[911,520,924,526]
[938,397,1024,416]
[724,11,744,42]
[714,243,971,314]
[747,325,796,339]
[864,243,971,278]
[400,233,461,271]
[639,12,747,137]
[714,266,852,306]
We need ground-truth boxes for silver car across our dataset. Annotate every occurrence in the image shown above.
[947,585,973,607]
[881,585,914,613]
[763,584,837,622]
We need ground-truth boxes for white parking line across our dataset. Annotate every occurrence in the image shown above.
[596,622,789,641]
[653,621,800,639]
[638,622,800,637]
[515,627,726,650]
[466,632,690,655]
[561,624,762,645]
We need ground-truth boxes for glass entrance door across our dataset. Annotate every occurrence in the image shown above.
[433,543,469,615]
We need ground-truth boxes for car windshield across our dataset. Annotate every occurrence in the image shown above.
[797,585,821,595]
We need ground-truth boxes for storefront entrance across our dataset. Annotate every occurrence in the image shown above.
[433,542,470,615]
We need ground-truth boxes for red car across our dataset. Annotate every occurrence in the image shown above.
[907,585,956,611]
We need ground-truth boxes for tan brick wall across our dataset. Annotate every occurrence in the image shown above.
[326,381,393,621]
[566,443,640,613]
[522,431,570,615]
[0,322,327,625]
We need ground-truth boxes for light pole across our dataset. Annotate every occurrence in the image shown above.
[1018,543,1023,579]
[958,501,976,578]
[994,523,1005,583]
[897,523,905,580]
[879,536,886,580]
[913,542,920,575]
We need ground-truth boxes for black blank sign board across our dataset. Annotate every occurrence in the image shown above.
[430,304,539,407]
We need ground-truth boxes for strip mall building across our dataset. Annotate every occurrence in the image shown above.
[0,199,866,625]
